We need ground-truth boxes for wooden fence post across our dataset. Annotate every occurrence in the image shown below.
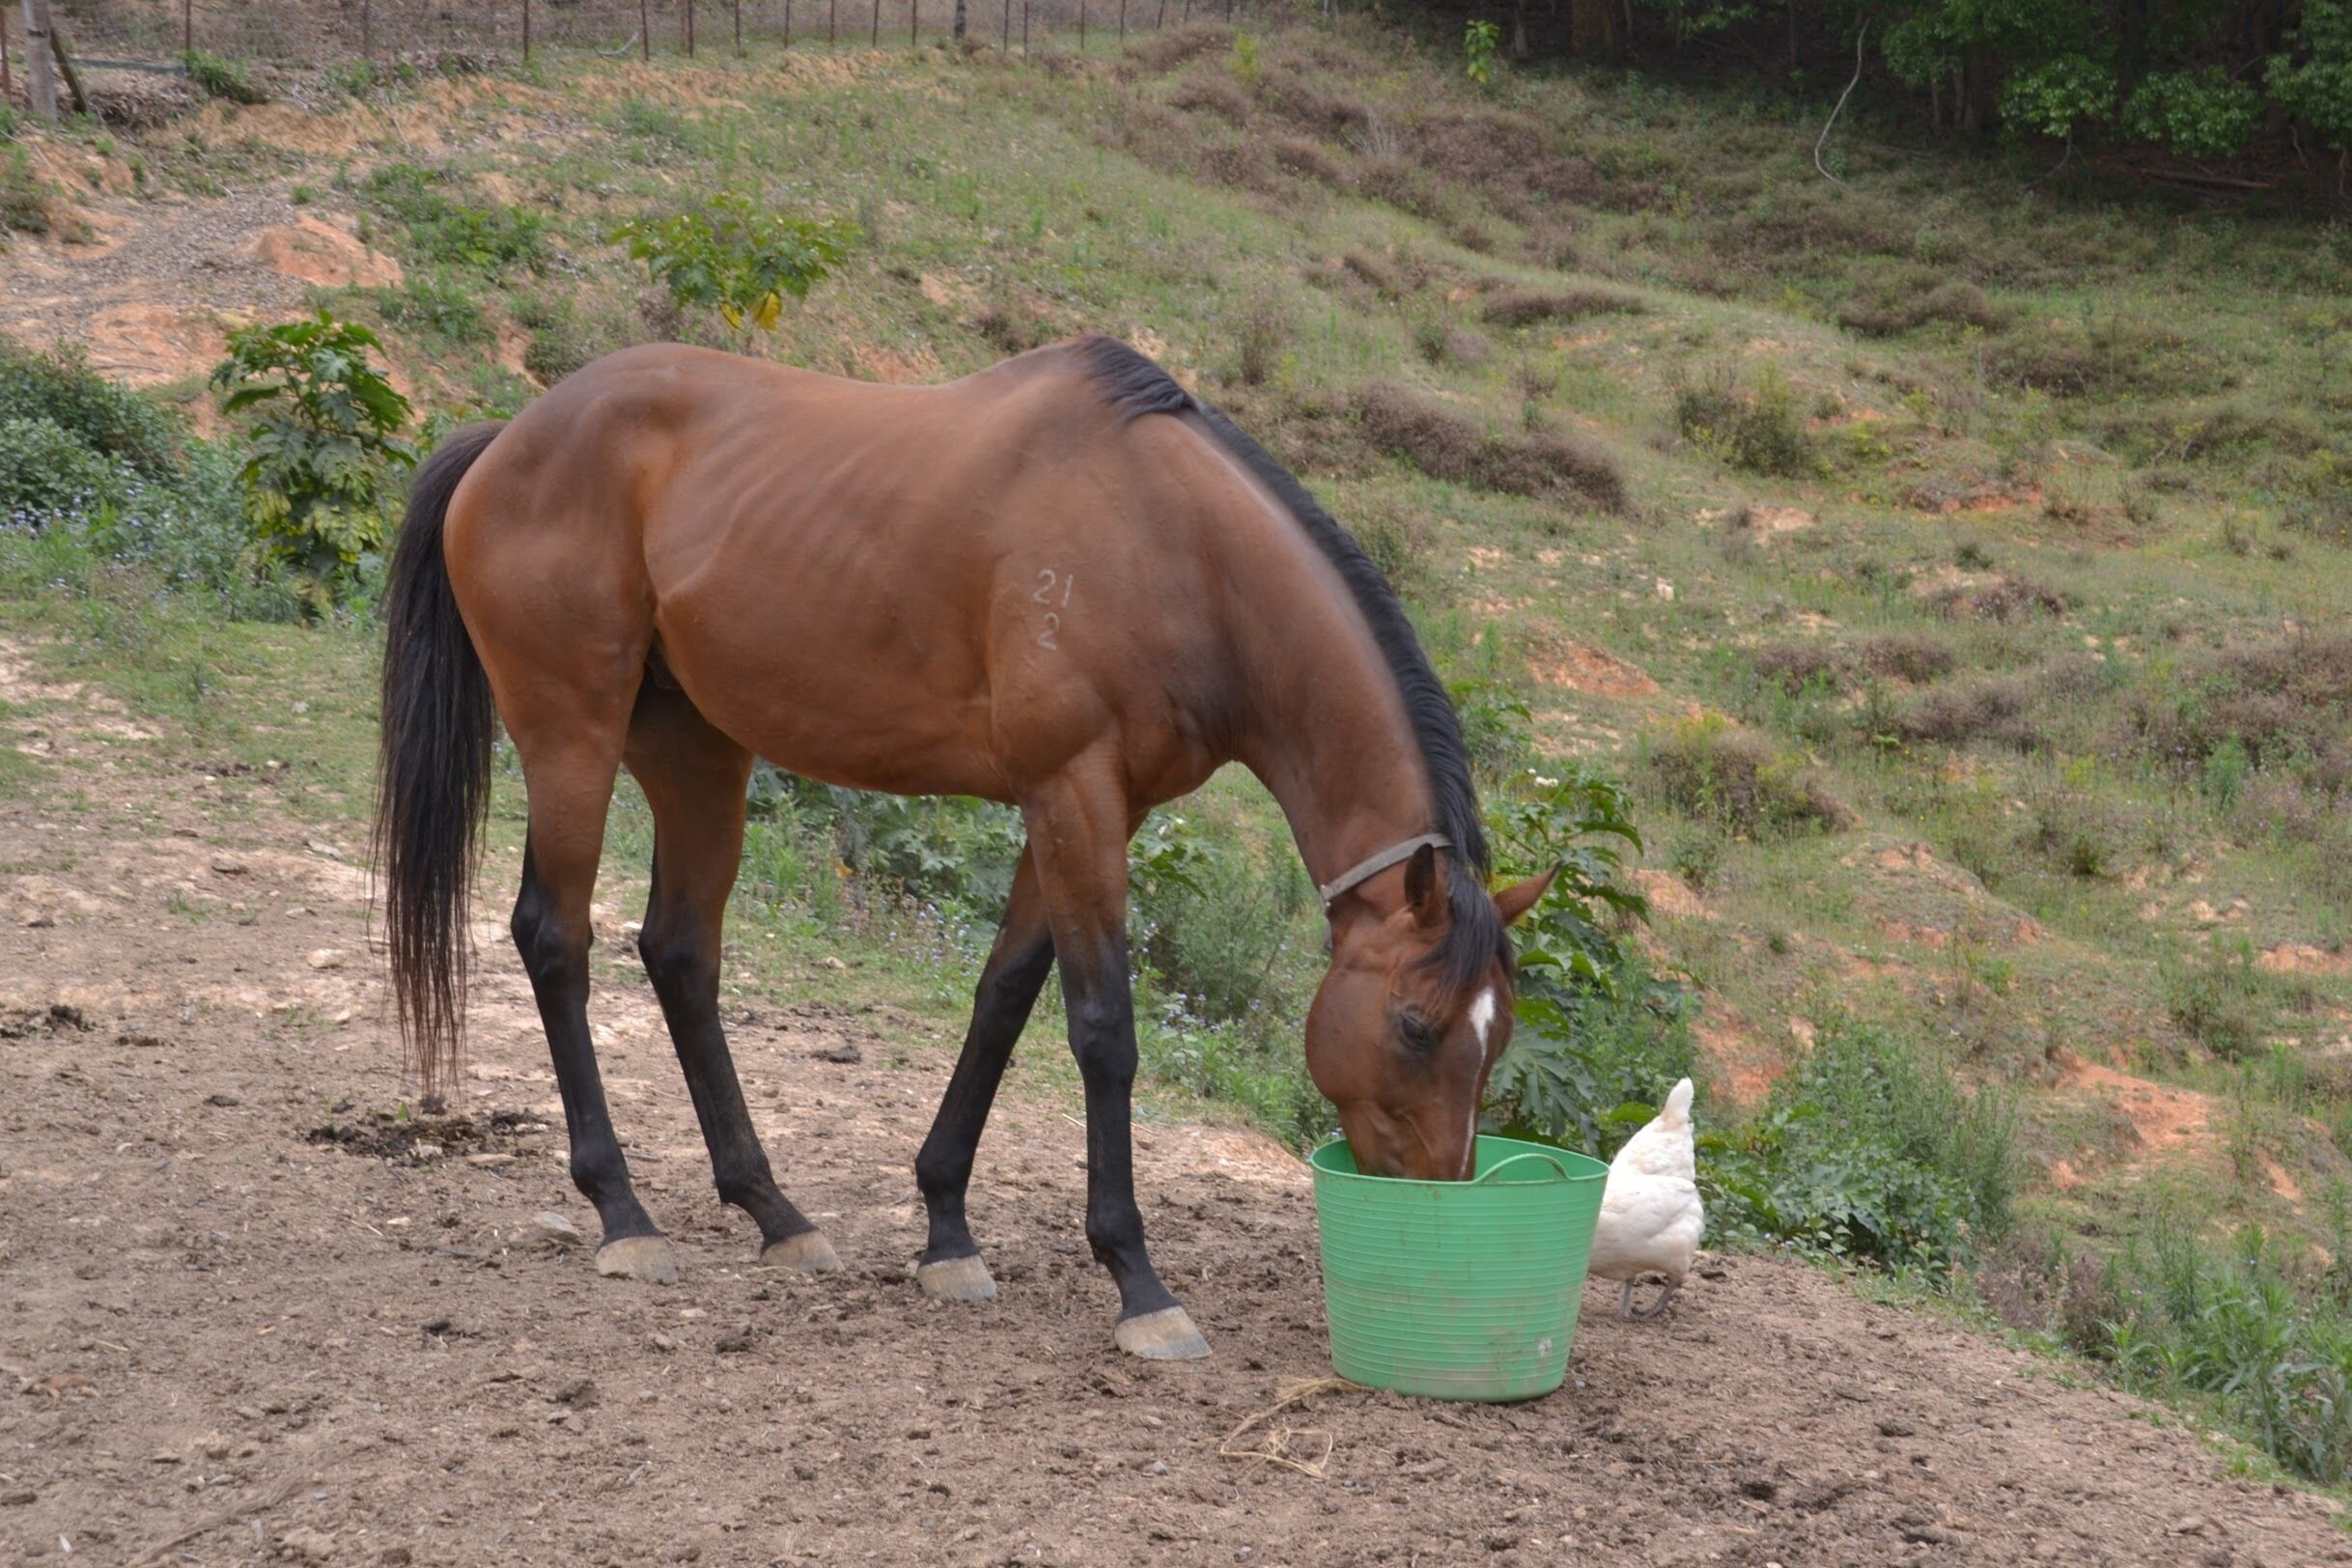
[18,0,58,123]
[869,0,877,46]
[522,0,532,61]
[1020,0,1026,55]
[1077,0,1083,50]
[640,0,651,57]
[686,0,696,55]
[999,0,1007,49]
[1117,0,1125,42]
[784,0,792,45]
[910,0,917,47]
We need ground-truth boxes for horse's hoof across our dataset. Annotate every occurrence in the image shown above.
[916,1253,997,1302]
[594,1235,681,1284]
[1114,1305,1211,1361]
[760,1230,842,1274]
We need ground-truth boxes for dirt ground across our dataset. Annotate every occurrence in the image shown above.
[5,661,2352,1568]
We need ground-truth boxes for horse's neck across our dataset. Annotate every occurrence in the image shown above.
[1224,571,1439,897]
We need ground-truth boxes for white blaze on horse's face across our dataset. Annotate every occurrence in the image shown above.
[1459,986,1498,1179]
[1469,987,1498,1050]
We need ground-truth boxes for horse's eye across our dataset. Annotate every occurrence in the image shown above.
[1397,1015,1437,1053]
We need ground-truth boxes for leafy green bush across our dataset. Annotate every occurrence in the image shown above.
[375,273,492,346]
[0,340,284,614]
[210,312,415,599]
[1482,769,1697,1158]
[2089,1214,2352,1486]
[612,193,858,331]
[0,415,123,522]
[0,146,44,235]
[1643,712,1847,837]
[0,338,193,529]
[2161,938,2295,1060]
[2122,68,2263,155]
[2270,0,2352,151]
[183,50,268,105]
[1998,54,2116,140]
[0,339,185,481]
[364,165,547,277]
[1131,814,1316,1038]
[1703,1017,2016,1272]
[748,765,1024,926]
[1673,368,1816,478]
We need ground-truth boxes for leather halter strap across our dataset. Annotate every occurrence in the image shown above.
[1318,833,1451,911]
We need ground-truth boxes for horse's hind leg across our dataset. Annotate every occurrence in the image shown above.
[510,744,678,1282]
[913,847,1054,1302]
[627,686,838,1272]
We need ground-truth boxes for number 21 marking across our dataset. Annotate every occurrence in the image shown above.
[1033,568,1076,648]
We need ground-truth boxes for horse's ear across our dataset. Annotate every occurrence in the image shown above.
[1404,842,1445,927]
[1493,864,1559,926]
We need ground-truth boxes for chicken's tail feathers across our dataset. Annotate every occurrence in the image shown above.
[1664,1077,1695,1124]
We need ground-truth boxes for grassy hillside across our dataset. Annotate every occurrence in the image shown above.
[6,16,2352,1482]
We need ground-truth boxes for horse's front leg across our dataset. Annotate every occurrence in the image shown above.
[1022,769,1209,1361]
[912,845,1054,1302]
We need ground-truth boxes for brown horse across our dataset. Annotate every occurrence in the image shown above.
[376,336,1554,1359]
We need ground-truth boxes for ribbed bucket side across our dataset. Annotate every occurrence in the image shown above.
[1310,1134,1605,1402]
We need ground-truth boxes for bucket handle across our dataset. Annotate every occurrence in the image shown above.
[1472,1149,1575,1185]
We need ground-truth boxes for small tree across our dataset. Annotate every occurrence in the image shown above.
[1480,768,1697,1158]
[210,311,414,602]
[611,194,858,333]
[1464,19,1501,85]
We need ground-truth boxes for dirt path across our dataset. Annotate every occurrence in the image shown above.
[5,659,2352,1566]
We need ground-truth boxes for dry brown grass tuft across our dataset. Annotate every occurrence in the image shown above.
[1120,22,1234,75]
[1520,222,1580,270]
[1749,642,1849,694]
[1895,674,2045,750]
[2127,633,2352,787]
[1836,265,2010,337]
[1271,136,1350,187]
[1482,287,1643,329]
[1358,383,1624,510]
[1984,316,2218,400]
[1166,71,1252,126]
[1860,633,1956,685]
[1250,66,1370,140]
[1928,575,2067,623]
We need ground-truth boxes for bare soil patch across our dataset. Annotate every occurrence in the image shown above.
[4,649,2351,1565]
[2055,1049,2218,1157]
[1531,636,1660,700]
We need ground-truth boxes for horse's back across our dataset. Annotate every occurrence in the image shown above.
[444,342,1245,802]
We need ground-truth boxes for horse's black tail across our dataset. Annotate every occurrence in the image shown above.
[374,422,505,1104]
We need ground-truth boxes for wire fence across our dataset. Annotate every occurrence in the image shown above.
[9,0,1253,84]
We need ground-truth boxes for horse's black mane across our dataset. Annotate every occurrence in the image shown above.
[1070,334,1503,996]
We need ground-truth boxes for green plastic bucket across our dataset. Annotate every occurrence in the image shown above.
[1308,1134,1607,1402]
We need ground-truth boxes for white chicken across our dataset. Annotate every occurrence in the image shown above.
[1585,1078,1703,1319]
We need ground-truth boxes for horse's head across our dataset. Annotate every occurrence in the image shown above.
[1304,843,1554,1181]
